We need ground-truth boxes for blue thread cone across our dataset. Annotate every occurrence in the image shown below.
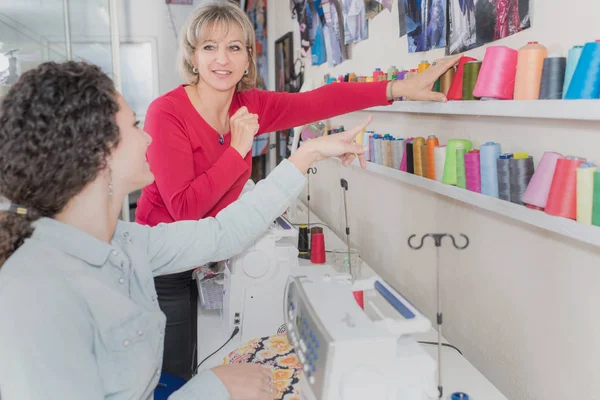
[480,141,502,198]
[562,45,583,98]
[565,41,600,99]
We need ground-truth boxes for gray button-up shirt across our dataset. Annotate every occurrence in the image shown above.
[0,160,306,400]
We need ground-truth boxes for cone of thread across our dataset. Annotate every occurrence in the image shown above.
[465,150,481,193]
[522,152,563,210]
[480,142,502,197]
[562,45,583,98]
[426,136,439,179]
[434,145,447,183]
[539,56,567,99]
[565,41,600,99]
[443,139,472,185]
[418,61,431,73]
[473,46,519,99]
[509,154,535,205]
[364,131,373,162]
[514,41,547,100]
[412,137,426,176]
[421,144,429,178]
[400,137,412,172]
[394,139,404,169]
[497,154,513,201]
[576,163,596,225]
[373,136,382,165]
[447,56,477,100]
[456,146,467,189]
[383,140,393,167]
[545,157,585,219]
[592,170,600,226]
[406,140,415,174]
[440,68,455,96]
[297,225,310,257]
[462,61,482,100]
[434,77,441,92]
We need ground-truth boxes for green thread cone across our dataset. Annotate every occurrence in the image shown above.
[456,146,467,189]
[442,139,473,185]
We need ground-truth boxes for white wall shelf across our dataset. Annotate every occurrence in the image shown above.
[350,160,600,248]
[365,100,600,121]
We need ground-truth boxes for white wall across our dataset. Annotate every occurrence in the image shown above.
[268,1,600,399]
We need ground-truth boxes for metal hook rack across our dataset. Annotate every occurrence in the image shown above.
[408,233,469,399]
[408,233,469,250]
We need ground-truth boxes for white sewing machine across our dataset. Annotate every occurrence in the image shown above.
[285,275,439,400]
[222,215,301,343]
[219,180,343,344]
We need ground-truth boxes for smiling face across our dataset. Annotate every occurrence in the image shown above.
[193,22,250,93]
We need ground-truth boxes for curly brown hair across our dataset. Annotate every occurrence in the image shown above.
[0,61,120,266]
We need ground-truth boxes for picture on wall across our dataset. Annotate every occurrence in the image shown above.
[341,0,368,44]
[245,0,268,89]
[275,32,295,165]
[322,0,348,66]
[290,0,312,58]
[307,1,328,66]
[447,0,531,55]
[275,32,294,92]
[377,0,393,10]
[404,0,447,53]
[397,0,407,36]
[365,0,384,19]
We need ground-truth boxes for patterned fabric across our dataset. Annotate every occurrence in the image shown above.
[223,335,303,400]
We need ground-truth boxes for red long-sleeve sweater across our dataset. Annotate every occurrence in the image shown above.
[135,81,391,226]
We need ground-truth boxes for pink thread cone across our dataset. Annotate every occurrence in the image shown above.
[400,137,413,172]
[465,150,482,193]
[522,152,564,210]
[473,46,519,99]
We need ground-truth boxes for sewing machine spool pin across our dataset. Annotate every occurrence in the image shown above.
[340,179,352,276]
[306,167,317,249]
[408,233,469,399]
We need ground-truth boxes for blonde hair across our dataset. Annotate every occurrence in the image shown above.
[177,1,257,91]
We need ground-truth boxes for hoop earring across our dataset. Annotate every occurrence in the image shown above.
[244,69,248,76]
[192,67,198,74]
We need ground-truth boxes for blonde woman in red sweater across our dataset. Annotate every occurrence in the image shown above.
[135,0,459,380]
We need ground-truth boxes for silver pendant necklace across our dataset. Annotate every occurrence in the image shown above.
[218,133,224,145]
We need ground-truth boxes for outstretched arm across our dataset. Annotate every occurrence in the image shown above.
[253,54,461,134]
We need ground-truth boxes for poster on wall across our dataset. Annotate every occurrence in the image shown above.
[377,0,393,10]
[365,0,384,19]
[290,0,312,58]
[275,32,294,92]
[322,0,348,67]
[341,0,368,44]
[404,0,446,53]
[245,0,268,89]
[397,0,407,36]
[309,1,328,66]
[447,0,531,55]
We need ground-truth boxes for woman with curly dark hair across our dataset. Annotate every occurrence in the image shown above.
[0,61,369,400]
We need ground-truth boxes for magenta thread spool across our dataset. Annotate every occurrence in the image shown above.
[465,150,481,193]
